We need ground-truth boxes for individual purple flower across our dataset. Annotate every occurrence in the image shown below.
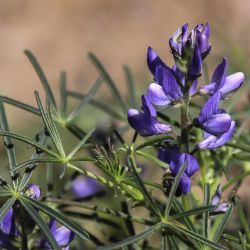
[127,95,171,136]
[194,23,211,58]
[199,58,244,99]
[210,184,228,215]
[36,219,74,250]
[147,64,198,107]
[1,208,17,237]
[169,22,210,60]
[147,65,182,106]
[26,183,41,199]
[173,65,198,96]
[71,175,102,199]
[147,46,170,76]
[196,92,235,149]
[198,121,235,150]
[159,148,199,195]
[0,208,18,249]
[197,92,232,136]
[169,23,189,56]
[187,45,202,77]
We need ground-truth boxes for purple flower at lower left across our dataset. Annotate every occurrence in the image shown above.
[0,208,18,249]
[0,184,42,249]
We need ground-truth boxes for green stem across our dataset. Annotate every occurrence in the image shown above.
[180,100,189,153]
[19,208,28,250]
[180,95,190,210]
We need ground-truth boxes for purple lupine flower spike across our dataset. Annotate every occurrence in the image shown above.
[71,176,102,199]
[127,95,171,136]
[199,57,244,99]
[210,184,229,215]
[159,148,199,195]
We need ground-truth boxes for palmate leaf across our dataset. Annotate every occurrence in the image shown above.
[24,196,90,241]
[161,233,167,250]
[67,91,125,120]
[59,71,67,117]
[171,205,216,220]
[19,130,50,191]
[167,235,179,250]
[233,196,250,241]
[0,95,40,116]
[0,131,58,158]
[24,50,57,109]
[45,197,152,225]
[212,203,234,242]
[67,129,94,160]
[0,100,18,186]
[13,158,63,172]
[164,162,187,218]
[222,170,250,192]
[202,183,211,238]
[0,176,12,191]
[128,155,162,216]
[167,224,227,250]
[123,65,136,108]
[88,52,127,114]
[19,197,60,250]
[35,91,65,158]
[172,199,203,249]
[0,190,11,197]
[66,77,103,123]
[136,150,169,169]
[98,223,163,250]
[0,197,16,221]
[172,199,196,232]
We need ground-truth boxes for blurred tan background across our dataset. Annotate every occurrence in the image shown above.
[0,0,249,107]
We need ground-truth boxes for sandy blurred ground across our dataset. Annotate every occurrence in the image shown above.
[0,0,249,106]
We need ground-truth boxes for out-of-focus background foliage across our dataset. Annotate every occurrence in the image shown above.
[0,1,249,245]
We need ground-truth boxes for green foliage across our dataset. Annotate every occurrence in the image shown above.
[0,50,248,250]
